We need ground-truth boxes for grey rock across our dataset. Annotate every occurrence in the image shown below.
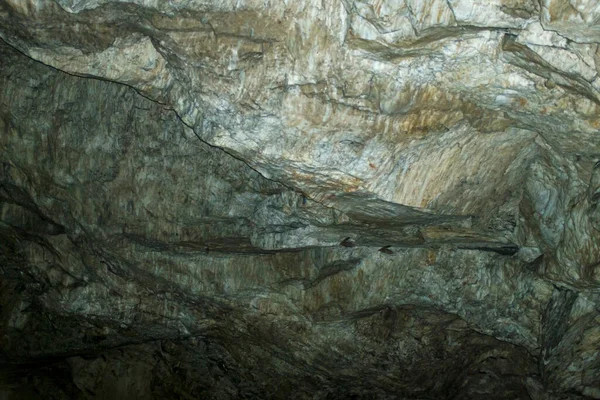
[0,1,600,398]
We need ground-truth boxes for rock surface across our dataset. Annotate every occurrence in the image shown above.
[0,0,599,398]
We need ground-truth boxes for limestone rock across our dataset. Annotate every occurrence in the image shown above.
[0,0,600,398]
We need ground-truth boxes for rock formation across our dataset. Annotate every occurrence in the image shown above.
[0,0,599,398]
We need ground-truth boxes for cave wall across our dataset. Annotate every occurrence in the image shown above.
[0,0,600,399]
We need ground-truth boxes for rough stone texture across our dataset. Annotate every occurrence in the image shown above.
[0,0,599,399]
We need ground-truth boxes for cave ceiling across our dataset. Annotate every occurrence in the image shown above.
[1,0,600,399]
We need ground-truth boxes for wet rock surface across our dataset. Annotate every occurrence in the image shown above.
[0,1,599,398]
